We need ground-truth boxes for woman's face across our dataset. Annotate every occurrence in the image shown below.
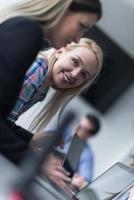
[51,46,98,89]
[46,11,98,49]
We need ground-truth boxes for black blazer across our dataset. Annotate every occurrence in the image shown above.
[0,17,44,163]
[0,16,44,116]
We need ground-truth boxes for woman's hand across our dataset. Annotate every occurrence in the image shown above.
[30,131,69,188]
[42,153,71,189]
[71,173,88,190]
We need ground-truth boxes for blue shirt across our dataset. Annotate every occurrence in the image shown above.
[61,128,93,183]
[8,57,49,122]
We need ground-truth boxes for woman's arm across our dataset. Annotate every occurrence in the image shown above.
[0,17,43,163]
[0,16,43,117]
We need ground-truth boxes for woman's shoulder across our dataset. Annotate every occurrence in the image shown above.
[24,57,48,86]
[27,57,48,75]
[1,16,40,29]
[1,16,43,42]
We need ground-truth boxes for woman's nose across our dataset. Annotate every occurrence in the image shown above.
[74,32,83,43]
[71,68,81,78]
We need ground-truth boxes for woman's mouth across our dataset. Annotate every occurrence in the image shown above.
[63,72,73,84]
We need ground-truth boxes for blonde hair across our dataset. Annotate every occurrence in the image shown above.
[0,0,73,28]
[30,38,103,132]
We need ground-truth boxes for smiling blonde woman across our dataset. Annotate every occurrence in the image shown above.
[8,38,103,132]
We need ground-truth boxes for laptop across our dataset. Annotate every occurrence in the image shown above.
[76,162,134,200]
[112,183,134,200]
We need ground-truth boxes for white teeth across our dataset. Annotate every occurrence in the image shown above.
[64,74,70,83]
[63,73,70,83]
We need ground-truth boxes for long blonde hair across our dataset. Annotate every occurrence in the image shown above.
[0,0,73,27]
[0,0,102,27]
[30,38,103,132]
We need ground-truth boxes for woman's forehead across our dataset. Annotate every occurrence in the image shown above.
[71,47,97,64]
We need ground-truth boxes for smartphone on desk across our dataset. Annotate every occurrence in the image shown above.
[62,134,85,178]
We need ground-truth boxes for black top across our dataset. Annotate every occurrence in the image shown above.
[0,16,44,164]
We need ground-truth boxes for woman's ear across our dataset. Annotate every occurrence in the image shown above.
[55,47,66,59]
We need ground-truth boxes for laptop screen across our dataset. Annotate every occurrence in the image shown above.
[63,134,85,178]
[76,162,134,200]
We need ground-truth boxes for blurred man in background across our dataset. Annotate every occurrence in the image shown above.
[61,114,100,190]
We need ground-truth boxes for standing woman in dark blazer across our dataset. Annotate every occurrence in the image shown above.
[0,0,102,163]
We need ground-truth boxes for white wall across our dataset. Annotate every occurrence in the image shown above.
[98,0,134,59]
[91,83,134,178]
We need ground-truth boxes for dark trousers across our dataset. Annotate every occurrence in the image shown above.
[0,17,43,164]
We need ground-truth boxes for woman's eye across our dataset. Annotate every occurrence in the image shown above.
[72,58,79,67]
[79,23,88,32]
